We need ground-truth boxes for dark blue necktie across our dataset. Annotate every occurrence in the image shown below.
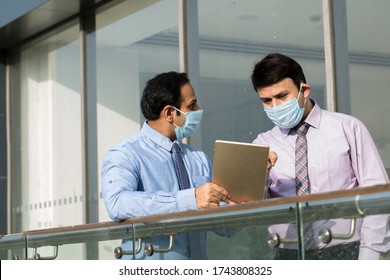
[171,142,203,259]
[171,142,191,190]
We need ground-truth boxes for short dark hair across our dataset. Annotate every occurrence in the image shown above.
[141,71,190,120]
[251,53,306,91]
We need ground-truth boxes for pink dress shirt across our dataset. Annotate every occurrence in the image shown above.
[253,101,390,259]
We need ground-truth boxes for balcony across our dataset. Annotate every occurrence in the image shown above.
[1,184,390,260]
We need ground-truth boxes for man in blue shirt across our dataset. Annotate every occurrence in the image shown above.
[101,71,233,259]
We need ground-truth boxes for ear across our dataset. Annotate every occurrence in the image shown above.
[162,105,175,122]
[301,83,311,99]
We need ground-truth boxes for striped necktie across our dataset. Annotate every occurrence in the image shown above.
[294,122,315,249]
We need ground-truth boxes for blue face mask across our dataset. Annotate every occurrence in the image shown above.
[172,107,203,140]
[263,85,306,129]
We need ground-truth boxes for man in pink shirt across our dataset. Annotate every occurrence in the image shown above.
[251,53,389,259]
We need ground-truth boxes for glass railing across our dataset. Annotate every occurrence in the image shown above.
[1,184,389,260]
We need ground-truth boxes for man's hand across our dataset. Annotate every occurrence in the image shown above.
[267,151,278,173]
[194,152,277,209]
[195,182,234,209]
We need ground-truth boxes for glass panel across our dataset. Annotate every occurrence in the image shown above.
[207,225,276,259]
[23,239,127,260]
[1,187,389,260]
[95,0,180,259]
[0,234,27,260]
[301,191,390,260]
[346,0,390,178]
[196,0,325,157]
[8,23,82,234]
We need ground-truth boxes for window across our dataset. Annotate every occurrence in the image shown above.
[347,0,390,176]
[8,23,82,233]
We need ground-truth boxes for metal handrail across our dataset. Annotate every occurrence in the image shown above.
[1,184,389,255]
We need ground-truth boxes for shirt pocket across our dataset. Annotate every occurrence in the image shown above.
[310,153,353,193]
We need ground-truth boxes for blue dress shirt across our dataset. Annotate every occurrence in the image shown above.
[101,122,212,259]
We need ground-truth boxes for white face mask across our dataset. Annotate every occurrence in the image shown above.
[263,84,306,129]
[172,107,203,140]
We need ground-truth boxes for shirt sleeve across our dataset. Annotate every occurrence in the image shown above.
[358,246,381,260]
[101,149,198,221]
[349,118,389,187]
[253,135,274,198]
[348,120,390,258]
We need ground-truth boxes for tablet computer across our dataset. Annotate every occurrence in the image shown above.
[212,140,270,203]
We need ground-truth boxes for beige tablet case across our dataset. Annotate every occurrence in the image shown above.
[212,140,270,203]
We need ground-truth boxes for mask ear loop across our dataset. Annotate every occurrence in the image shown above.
[298,83,308,109]
[171,106,187,128]
[302,96,307,109]
[172,106,186,115]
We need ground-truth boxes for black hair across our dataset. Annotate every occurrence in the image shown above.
[251,53,306,91]
[140,71,190,120]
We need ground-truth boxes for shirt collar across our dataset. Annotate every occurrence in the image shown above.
[279,99,322,138]
[304,100,321,129]
[141,121,178,152]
